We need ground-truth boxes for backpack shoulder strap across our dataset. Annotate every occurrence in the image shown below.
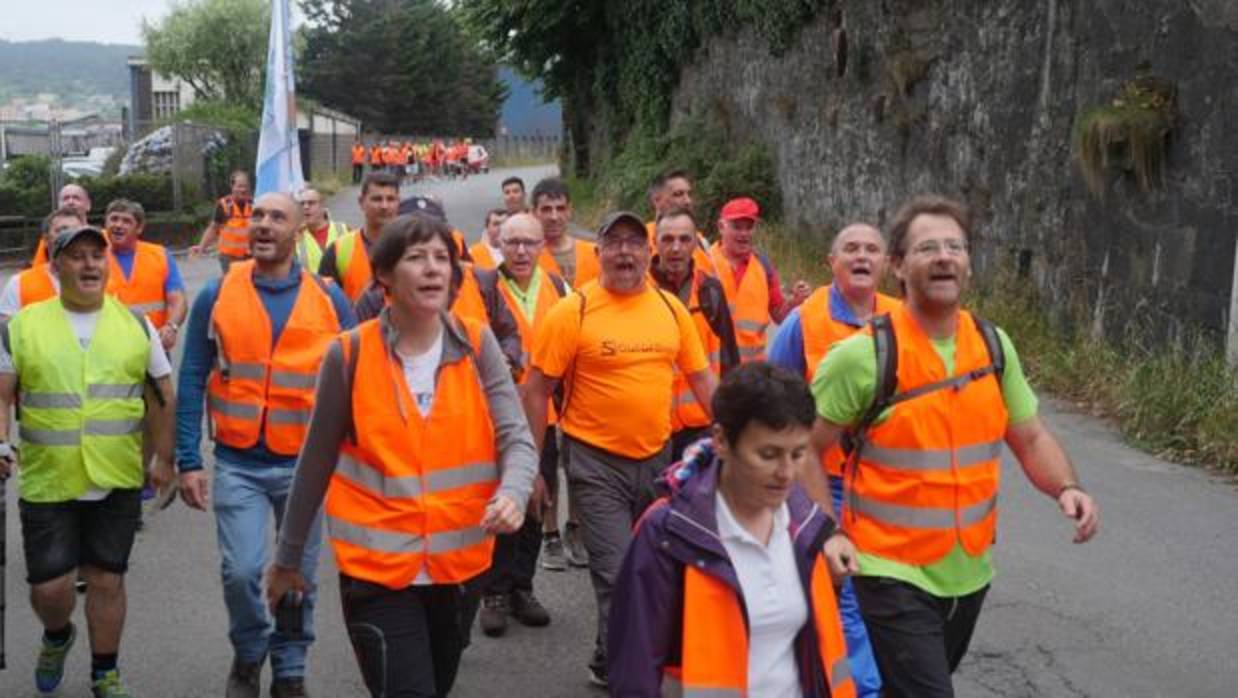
[854,314,899,437]
[548,272,568,298]
[973,314,1006,383]
[126,307,169,407]
[340,328,362,444]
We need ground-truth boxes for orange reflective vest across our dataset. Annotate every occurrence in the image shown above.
[844,305,1006,565]
[537,238,599,287]
[451,229,467,258]
[207,261,342,456]
[451,268,487,325]
[800,286,900,478]
[665,556,856,698]
[325,315,499,589]
[710,244,771,363]
[109,241,171,328]
[332,231,374,302]
[369,145,382,165]
[496,268,566,423]
[351,144,366,165]
[17,266,57,308]
[469,242,499,270]
[32,239,48,266]
[217,197,253,259]
[666,268,722,432]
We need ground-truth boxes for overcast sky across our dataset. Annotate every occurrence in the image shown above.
[4,0,183,45]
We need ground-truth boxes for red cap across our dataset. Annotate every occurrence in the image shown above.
[720,197,761,221]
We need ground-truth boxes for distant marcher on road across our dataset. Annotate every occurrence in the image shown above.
[104,199,188,351]
[317,172,401,301]
[294,186,350,274]
[806,195,1100,698]
[530,178,599,287]
[522,211,717,688]
[0,224,176,698]
[469,208,509,270]
[268,214,536,698]
[351,140,366,184]
[175,193,356,698]
[710,197,812,362]
[191,171,254,275]
[609,362,856,698]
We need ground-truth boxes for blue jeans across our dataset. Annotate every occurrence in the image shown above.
[833,475,883,697]
[213,456,322,679]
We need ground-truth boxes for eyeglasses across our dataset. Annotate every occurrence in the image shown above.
[501,238,543,250]
[909,239,968,257]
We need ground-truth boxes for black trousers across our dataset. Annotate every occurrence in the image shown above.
[485,513,541,595]
[853,576,989,698]
[340,574,465,698]
[352,164,363,183]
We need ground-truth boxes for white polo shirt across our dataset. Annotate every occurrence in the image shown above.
[715,492,808,698]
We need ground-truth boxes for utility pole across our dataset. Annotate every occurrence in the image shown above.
[48,119,64,210]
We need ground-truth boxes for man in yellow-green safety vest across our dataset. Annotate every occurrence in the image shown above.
[0,224,176,698]
[294,186,350,273]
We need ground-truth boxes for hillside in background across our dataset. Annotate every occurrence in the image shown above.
[0,39,138,103]
[499,67,560,137]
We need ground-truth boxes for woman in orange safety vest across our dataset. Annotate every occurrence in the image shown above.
[266,213,537,697]
[610,362,857,698]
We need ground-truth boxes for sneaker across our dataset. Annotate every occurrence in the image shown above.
[541,534,568,571]
[225,658,262,698]
[34,623,76,693]
[91,669,134,698]
[479,593,509,637]
[271,677,309,698]
[564,523,590,568]
[510,589,551,627]
[587,649,608,689]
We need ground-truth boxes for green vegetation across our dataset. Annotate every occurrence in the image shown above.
[142,0,270,110]
[300,0,506,136]
[1073,76,1176,197]
[0,39,136,108]
[0,155,175,219]
[461,0,826,177]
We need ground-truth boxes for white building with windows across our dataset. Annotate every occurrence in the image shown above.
[126,57,197,136]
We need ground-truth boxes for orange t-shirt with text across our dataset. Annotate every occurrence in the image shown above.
[532,281,709,459]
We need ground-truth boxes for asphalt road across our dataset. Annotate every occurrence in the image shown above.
[2,165,1236,697]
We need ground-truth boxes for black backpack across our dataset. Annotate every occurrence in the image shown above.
[840,312,1005,462]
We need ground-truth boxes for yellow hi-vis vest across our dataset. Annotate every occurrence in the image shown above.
[297,220,350,274]
[10,296,150,502]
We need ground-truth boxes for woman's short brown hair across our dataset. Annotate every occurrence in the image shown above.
[887,195,972,260]
[369,213,462,293]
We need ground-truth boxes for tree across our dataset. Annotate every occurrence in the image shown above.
[300,0,507,136]
[142,0,269,109]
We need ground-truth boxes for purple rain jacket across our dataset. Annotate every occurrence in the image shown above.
[607,442,843,697]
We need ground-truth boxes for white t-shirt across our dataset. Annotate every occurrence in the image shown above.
[1,307,173,501]
[0,266,58,319]
[715,493,808,698]
[395,328,443,419]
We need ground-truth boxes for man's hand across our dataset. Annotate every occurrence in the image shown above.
[188,244,205,258]
[823,531,860,582]
[789,280,812,306]
[482,494,524,535]
[1058,487,1099,543]
[179,470,210,510]
[265,564,308,611]
[149,455,175,491]
[527,475,551,521]
[0,445,16,480]
[158,325,178,351]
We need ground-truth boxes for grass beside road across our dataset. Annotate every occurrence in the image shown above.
[569,178,1238,474]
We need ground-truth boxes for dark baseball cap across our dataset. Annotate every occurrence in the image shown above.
[596,211,647,241]
[399,195,447,222]
[51,225,108,258]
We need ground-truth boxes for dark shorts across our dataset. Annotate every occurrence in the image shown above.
[19,489,142,584]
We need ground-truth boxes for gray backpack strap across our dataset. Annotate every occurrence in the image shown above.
[128,308,167,408]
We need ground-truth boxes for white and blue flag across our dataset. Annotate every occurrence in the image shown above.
[255,0,304,196]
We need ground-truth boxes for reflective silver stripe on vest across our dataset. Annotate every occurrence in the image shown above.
[673,391,700,408]
[735,319,767,334]
[267,408,312,426]
[127,301,167,315]
[830,657,854,690]
[864,440,1004,472]
[327,515,424,554]
[21,392,82,408]
[271,371,318,390]
[738,345,764,358]
[226,362,267,381]
[662,676,683,698]
[85,418,142,436]
[88,383,144,400]
[19,425,81,446]
[336,454,497,500]
[851,493,998,529]
[208,396,261,420]
[427,526,488,554]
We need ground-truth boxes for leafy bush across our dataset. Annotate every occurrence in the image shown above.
[0,155,52,217]
[76,174,176,213]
